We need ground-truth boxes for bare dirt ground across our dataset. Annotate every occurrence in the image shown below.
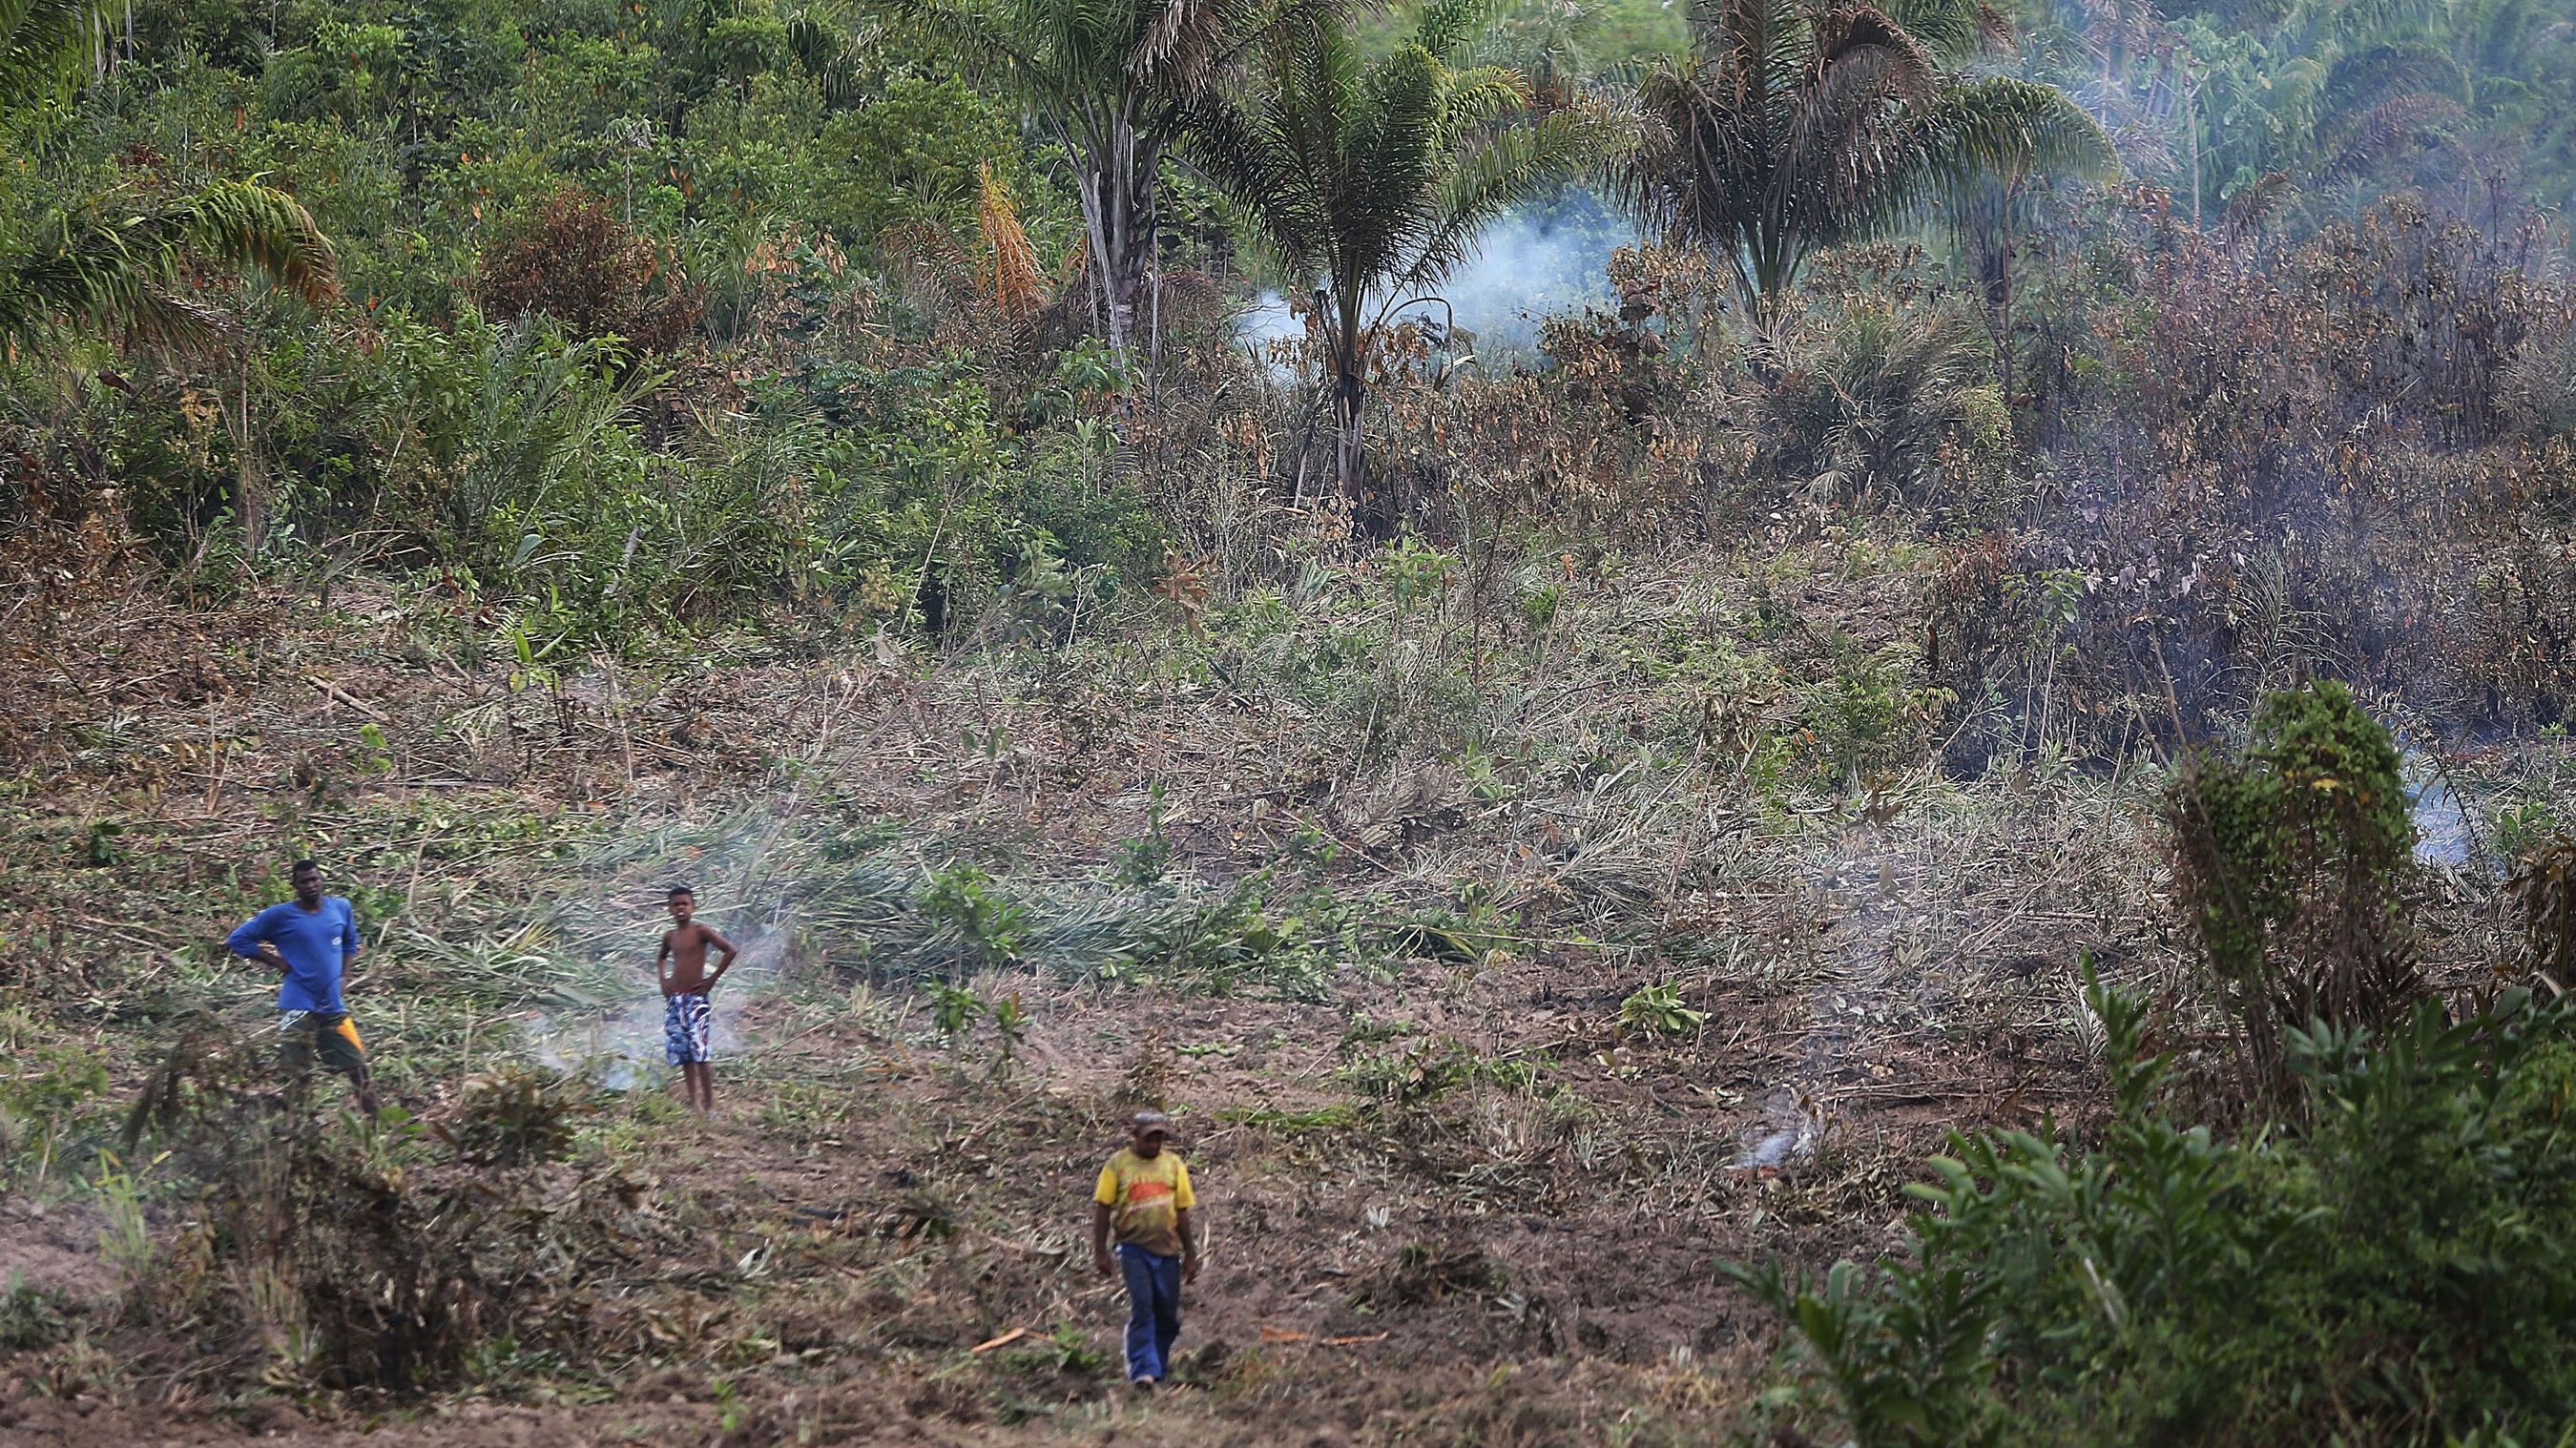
[0,541,2355,1446]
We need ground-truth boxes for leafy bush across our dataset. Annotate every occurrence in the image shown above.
[121,1023,647,1393]
[1753,300,2005,509]
[918,863,1030,971]
[0,1043,112,1185]
[1801,639,1943,783]
[2167,682,2421,1103]
[0,1276,73,1350]
[923,983,1030,1060]
[1108,784,1175,884]
[1737,979,2576,1447]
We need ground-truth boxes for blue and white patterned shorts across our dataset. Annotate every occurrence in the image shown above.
[664,992,712,1065]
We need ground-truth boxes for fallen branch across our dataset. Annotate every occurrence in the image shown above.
[1257,1326,1391,1347]
[307,674,390,721]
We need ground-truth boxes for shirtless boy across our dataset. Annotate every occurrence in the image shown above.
[656,885,738,1114]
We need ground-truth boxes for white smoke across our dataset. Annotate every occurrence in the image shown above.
[516,796,824,1091]
[1235,290,1306,382]
[528,929,787,1090]
[1427,190,1626,355]
[1233,188,1634,371]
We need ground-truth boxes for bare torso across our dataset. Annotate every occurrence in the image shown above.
[658,921,737,995]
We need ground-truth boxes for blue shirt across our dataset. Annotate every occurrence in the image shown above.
[228,897,360,1012]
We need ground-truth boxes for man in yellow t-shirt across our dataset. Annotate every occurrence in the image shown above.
[1091,1109,1200,1388]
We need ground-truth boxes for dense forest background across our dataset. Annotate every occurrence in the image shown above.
[7,0,2576,1440]
[6,0,2571,727]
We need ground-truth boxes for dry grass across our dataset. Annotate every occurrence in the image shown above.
[0,518,2549,1444]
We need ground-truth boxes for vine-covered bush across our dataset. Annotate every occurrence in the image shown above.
[2167,682,2420,1100]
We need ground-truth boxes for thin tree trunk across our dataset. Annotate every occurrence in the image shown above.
[235,341,264,553]
[1333,368,1365,519]
[2183,64,2203,229]
[1979,190,2014,411]
[1103,127,1135,354]
[1995,225,2013,411]
[1329,288,1374,530]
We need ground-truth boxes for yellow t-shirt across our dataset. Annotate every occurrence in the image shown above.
[1093,1148,1195,1257]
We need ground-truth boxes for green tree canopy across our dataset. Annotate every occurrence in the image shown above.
[902,0,1339,362]
[1623,0,2110,328]
[1181,0,1607,520]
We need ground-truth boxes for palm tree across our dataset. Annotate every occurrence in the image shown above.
[1180,0,1604,522]
[4,1,339,540]
[2,0,90,110]
[904,0,1332,366]
[1936,76,2117,407]
[0,180,339,350]
[4,0,338,350]
[1623,0,2110,333]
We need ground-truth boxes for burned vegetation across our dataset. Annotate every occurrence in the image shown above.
[7,0,2576,1440]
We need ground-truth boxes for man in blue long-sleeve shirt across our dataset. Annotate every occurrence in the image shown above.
[227,858,377,1117]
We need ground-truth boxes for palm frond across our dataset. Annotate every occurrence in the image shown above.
[1414,0,1501,61]
[1406,106,1601,290]
[2221,170,2301,237]
[2322,92,2464,177]
[975,160,1046,324]
[2320,39,2469,112]
[168,179,342,308]
[0,0,90,116]
[1918,77,2117,194]
[1871,0,1996,61]
[1624,0,2106,321]
[1178,0,1604,491]
[784,11,880,108]
[0,178,337,351]
[1433,63,1534,129]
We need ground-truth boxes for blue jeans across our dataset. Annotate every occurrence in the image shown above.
[1117,1245,1182,1382]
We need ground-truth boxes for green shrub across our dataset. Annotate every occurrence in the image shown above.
[926,981,982,1039]
[1109,873,1346,1003]
[1736,978,2576,1446]
[1109,783,1176,884]
[0,1276,73,1350]
[1782,631,1946,787]
[918,863,1030,971]
[0,1044,112,1185]
[2167,682,2421,1103]
[1618,981,1708,1035]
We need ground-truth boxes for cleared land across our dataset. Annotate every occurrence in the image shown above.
[0,529,2532,1444]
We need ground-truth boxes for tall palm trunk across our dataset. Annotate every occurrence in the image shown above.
[234,342,264,551]
[1072,104,1162,360]
[1963,176,2016,408]
[1979,223,2011,408]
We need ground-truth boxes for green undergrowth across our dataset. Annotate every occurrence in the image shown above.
[1743,978,2576,1447]
[583,806,1511,1016]
[0,756,1517,1194]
